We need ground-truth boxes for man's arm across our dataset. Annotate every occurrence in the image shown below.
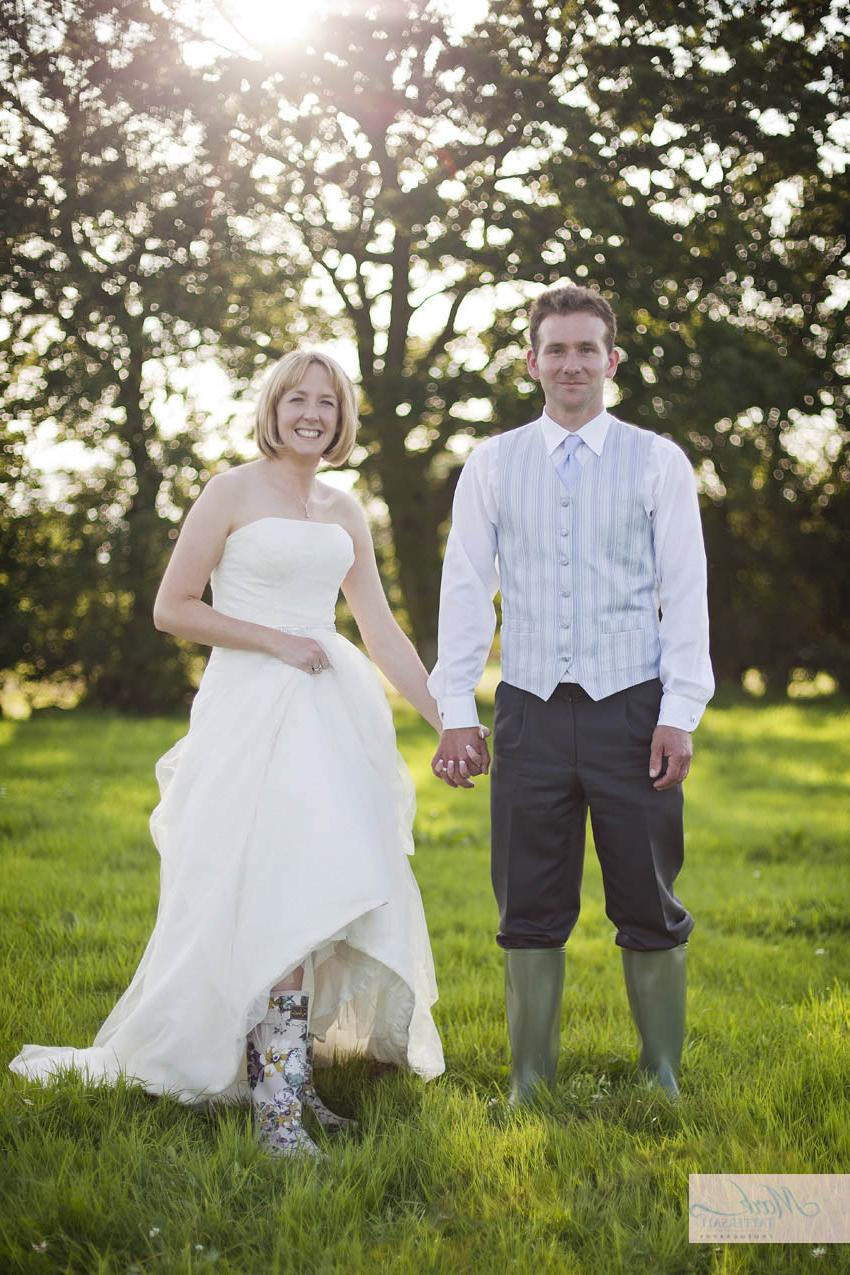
[649,439,715,790]
[427,441,500,788]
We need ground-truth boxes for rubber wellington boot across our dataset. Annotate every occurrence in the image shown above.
[621,944,687,1099]
[504,947,565,1105]
[302,1031,357,1135]
[246,992,323,1159]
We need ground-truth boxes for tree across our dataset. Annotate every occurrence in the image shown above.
[0,0,309,708]
[570,0,849,686]
[199,0,847,674]
[3,0,847,699]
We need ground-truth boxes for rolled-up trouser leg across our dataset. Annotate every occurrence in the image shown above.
[505,947,565,1104]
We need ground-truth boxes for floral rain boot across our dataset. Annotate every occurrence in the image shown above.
[301,1032,358,1135]
[246,992,322,1160]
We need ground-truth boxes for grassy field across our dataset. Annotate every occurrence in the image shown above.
[1,693,849,1274]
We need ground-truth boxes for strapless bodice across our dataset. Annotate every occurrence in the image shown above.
[210,517,355,630]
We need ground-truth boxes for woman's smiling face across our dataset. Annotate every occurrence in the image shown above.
[274,361,340,456]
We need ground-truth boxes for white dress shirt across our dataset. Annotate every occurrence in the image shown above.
[427,407,714,732]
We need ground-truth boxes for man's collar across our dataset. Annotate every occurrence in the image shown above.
[539,407,610,456]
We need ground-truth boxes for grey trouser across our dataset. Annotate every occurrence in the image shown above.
[490,678,694,952]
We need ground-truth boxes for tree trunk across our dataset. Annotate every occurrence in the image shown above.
[88,339,192,711]
[392,514,443,670]
[371,434,445,670]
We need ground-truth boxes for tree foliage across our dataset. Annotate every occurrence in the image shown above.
[2,0,847,705]
[0,0,307,707]
[194,0,850,677]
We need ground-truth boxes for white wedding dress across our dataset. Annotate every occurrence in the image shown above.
[10,517,445,1103]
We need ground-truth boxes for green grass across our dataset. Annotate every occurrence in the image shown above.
[1,693,849,1274]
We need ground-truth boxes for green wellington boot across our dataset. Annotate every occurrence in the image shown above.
[621,944,687,1099]
[504,947,565,1105]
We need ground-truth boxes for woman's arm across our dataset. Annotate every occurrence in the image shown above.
[339,497,442,733]
[153,476,331,674]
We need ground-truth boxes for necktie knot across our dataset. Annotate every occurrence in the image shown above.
[557,432,583,492]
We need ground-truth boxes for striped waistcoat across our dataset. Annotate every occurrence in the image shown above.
[497,416,661,702]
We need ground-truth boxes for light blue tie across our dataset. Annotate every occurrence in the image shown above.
[557,432,583,492]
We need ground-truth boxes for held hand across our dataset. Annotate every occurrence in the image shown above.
[268,631,332,676]
[649,725,693,790]
[431,726,491,789]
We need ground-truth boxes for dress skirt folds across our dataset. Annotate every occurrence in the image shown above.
[9,518,445,1104]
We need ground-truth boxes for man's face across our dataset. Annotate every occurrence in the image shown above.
[527,312,619,422]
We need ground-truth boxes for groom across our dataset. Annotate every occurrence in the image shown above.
[428,284,714,1101]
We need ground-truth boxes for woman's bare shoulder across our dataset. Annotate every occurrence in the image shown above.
[318,483,368,533]
[179,464,263,544]
[206,459,264,492]
[200,461,264,511]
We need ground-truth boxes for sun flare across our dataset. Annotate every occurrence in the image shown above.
[217,0,317,50]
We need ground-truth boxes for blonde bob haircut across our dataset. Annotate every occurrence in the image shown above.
[255,350,359,467]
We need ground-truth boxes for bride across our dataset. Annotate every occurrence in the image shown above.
[9,350,479,1159]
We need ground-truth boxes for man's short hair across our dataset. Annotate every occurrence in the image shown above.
[529,285,617,353]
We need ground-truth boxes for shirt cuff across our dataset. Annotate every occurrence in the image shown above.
[657,692,706,732]
[436,694,480,730]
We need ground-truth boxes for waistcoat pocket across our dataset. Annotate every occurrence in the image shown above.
[598,625,658,671]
